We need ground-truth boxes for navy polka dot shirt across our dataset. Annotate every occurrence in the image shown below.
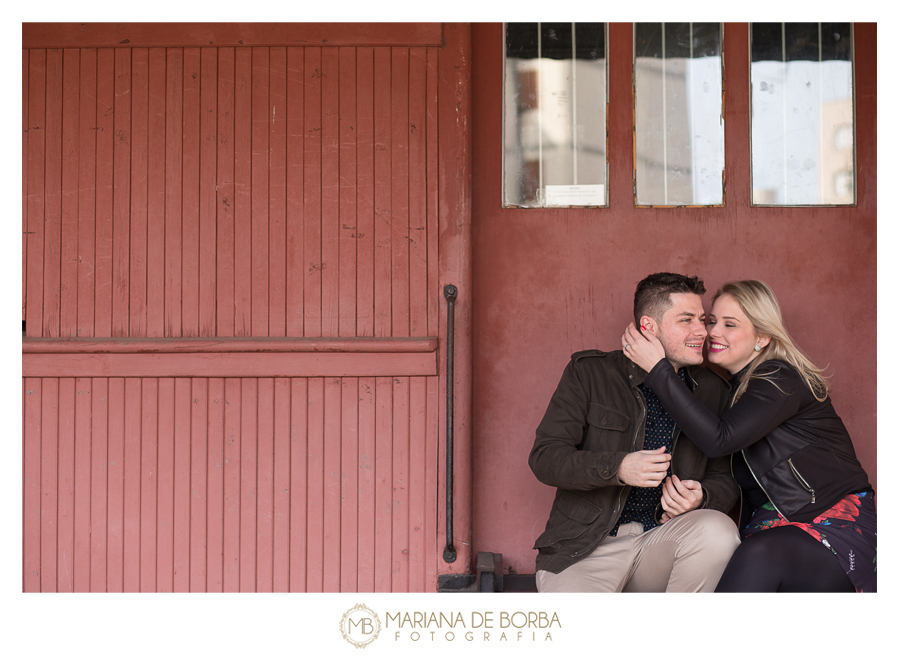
[611,368,690,536]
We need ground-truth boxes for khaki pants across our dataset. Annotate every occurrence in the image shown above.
[535,509,740,593]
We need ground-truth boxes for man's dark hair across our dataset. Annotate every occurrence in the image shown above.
[633,272,706,325]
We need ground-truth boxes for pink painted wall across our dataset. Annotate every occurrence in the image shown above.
[470,23,877,575]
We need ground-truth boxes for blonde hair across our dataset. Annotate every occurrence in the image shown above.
[714,280,830,402]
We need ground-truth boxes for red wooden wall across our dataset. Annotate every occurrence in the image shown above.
[22,24,474,592]
[23,42,442,341]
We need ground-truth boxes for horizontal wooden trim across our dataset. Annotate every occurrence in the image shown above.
[23,23,444,48]
[23,351,437,378]
[23,336,438,354]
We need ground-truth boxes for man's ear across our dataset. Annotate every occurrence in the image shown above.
[639,316,658,335]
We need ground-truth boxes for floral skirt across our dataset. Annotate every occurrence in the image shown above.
[743,490,877,593]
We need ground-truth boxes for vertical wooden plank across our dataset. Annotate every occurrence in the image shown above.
[217,48,236,338]
[130,48,149,337]
[39,373,58,592]
[112,49,131,337]
[23,50,29,326]
[408,377,426,591]
[321,48,340,338]
[233,48,252,337]
[90,378,109,592]
[288,378,308,592]
[106,378,125,592]
[356,377,376,592]
[273,377,291,592]
[60,49,80,337]
[140,378,158,592]
[172,377,192,592]
[251,47,269,337]
[285,48,305,337]
[199,47,218,337]
[223,378,241,592]
[73,378,92,592]
[373,376,392,591]
[207,378,226,592]
[426,47,439,338]
[373,48,392,340]
[56,378,74,592]
[322,377,342,591]
[25,50,45,338]
[356,49,375,339]
[165,48,184,337]
[391,47,410,339]
[424,376,439,590]
[123,378,142,592]
[256,378,275,592]
[437,24,474,579]
[268,47,287,338]
[94,49,115,338]
[77,48,97,338]
[147,48,167,338]
[340,377,359,592]
[305,377,325,591]
[182,48,201,338]
[408,48,428,338]
[44,49,63,339]
[190,378,208,591]
[239,378,258,591]
[339,48,358,338]
[23,379,42,591]
[156,378,175,592]
[303,48,322,338]
[391,376,409,592]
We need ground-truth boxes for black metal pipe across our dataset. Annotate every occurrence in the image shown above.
[443,284,458,563]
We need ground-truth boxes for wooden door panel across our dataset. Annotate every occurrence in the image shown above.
[23,24,472,593]
[23,44,441,342]
[22,375,440,592]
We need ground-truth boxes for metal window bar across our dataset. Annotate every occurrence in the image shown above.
[572,22,578,185]
[537,23,543,198]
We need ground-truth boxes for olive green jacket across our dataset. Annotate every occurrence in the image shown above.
[529,349,739,574]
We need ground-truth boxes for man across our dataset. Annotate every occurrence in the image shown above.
[529,272,740,592]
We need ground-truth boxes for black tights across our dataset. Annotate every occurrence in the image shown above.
[715,525,855,592]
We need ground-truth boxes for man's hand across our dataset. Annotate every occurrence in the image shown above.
[617,446,671,488]
[659,475,704,522]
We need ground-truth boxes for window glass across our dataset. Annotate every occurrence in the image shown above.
[503,23,608,208]
[750,23,855,205]
[634,23,724,206]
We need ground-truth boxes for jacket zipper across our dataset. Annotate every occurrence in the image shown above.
[655,424,679,521]
[787,458,816,504]
[731,454,743,529]
[669,368,698,484]
[569,387,646,558]
[741,449,788,520]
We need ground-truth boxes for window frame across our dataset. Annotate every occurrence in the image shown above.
[748,22,858,207]
[501,22,611,209]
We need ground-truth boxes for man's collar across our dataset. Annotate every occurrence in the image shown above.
[627,360,648,387]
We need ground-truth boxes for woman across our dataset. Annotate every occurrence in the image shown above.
[622,280,876,592]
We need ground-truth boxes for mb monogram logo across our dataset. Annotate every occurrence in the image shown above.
[340,604,382,648]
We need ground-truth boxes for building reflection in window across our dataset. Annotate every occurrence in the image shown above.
[503,23,608,208]
[634,23,724,207]
[751,23,855,206]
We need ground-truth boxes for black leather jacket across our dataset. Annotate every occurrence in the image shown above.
[643,358,872,523]
[529,350,739,574]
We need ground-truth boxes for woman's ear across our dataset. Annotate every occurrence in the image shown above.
[757,335,771,350]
